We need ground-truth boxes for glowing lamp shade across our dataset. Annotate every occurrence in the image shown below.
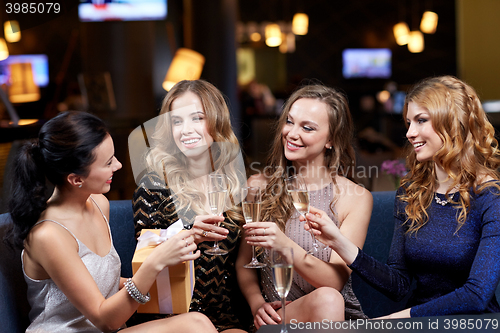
[162,48,205,91]
[4,21,21,43]
[0,38,8,61]
[420,11,438,34]
[408,31,424,53]
[265,24,282,47]
[393,22,409,45]
[376,90,391,104]
[292,13,309,35]
[8,63,41,103]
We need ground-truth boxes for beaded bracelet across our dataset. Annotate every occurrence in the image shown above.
[124,278,151,304]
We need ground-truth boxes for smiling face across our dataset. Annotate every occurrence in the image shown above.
[82,134,122,193]
[282,98,332,166]
[170,91,214,161]
[406,102,443,162]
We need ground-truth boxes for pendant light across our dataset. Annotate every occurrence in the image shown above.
[162,48,205,91]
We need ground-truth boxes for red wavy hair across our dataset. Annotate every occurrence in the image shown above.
[400,76,500,233]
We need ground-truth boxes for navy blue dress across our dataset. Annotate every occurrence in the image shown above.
[350,184,500,317]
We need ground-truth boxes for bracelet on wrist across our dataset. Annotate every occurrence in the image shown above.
[124,278,151,305]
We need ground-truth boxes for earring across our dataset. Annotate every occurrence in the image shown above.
[327,146,333,150]
[79,184,82,188]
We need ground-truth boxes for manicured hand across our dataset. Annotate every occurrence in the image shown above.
[244,222,291,249]
[192,215,228,244]
[253,301,282,329]
[153,229,200,269]
[303,206,341,247]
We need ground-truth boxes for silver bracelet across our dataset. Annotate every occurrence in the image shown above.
[124,278,151,305]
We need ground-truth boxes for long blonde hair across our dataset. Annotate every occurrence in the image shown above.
[400,76,500,233]
[145,80,244,225]
[261,84,356,231]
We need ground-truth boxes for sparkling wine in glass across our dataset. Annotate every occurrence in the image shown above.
[271,247,294,333]
[241,187,266,268]
[285,174,324,254]
[205,174,229,255]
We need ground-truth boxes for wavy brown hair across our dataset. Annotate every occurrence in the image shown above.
[400,76,500,233]
[260,84,356,231]
[146,80,245,226]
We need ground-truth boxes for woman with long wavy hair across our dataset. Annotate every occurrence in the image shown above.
[307,75,500,318]
[133,80,251,332]
[236,84,373,329]
[8,111,215,332]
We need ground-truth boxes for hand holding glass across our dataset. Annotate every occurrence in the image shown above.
[205,174,229,255]
[271,247,294,333]
[285,174,325,254]
[241,187,266,268]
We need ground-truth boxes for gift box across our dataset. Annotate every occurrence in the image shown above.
[132,222,195,314]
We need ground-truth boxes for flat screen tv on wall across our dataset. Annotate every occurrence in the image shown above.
[342,48,391,79]
[78,0,167,22]
[0,54,49,87]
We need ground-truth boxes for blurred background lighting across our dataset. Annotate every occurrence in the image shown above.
[292,13,309,35]
[420,11,439,34]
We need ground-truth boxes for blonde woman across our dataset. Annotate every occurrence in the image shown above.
[236,84,372,329]
[133,80,251,332]
[307,76,500,318]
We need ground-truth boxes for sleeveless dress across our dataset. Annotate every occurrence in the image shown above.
[260,183,367,320]
[23,197,122,333]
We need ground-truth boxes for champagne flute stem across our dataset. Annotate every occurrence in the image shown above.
[213,217,219,250]
[213,217,220,250]
[251,245,257,260]
[305,215,319,245]
[281,296,287,333]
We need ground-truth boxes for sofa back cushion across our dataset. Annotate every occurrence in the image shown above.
[109,200,136,278]
[0,213,30,333]
[351,191,412,318]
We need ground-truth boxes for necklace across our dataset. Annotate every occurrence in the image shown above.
[434,194,450,206]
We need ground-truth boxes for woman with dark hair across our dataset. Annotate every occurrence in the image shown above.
[133,80,251,332]
[307,76,500,318]
[236,84,372,329]
[9,111,216,332]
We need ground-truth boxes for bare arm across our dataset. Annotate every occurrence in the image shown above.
[237,174,282,329]
[305,186,372,267]
[236,229,284,329]
[26,222,199,332]
[247,181,373,290]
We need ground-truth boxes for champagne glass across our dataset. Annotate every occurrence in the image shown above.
[241,187,266,268]
[205,174,229,255]
[285,174,324,254]
[271,247,294,333]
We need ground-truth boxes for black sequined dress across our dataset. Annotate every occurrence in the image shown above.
[133,172,252,331]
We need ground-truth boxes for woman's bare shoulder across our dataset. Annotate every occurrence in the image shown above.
[336,176,371,195]
[334,177,373,227]
[335,176,373,206]
[26,218,78,256]
[91,194,110,209]
[90,194,110,222]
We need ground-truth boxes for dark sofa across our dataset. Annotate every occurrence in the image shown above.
[1,192,499,332]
